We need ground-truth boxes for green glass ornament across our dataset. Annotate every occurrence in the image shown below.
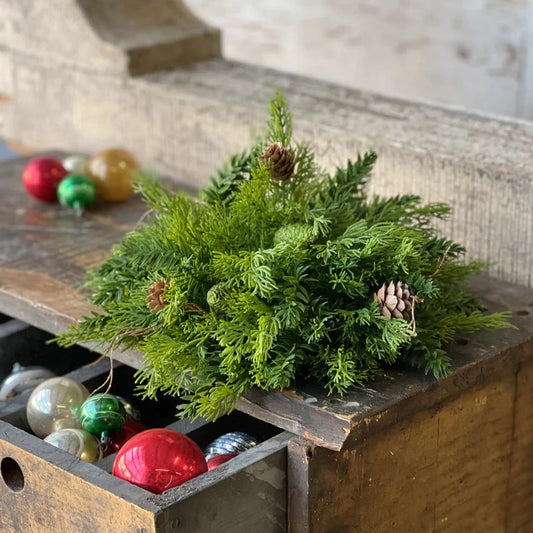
[57,174,97,214]
[80,393,126,437]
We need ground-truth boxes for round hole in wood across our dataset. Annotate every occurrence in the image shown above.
[1,457,25,492]
[455,337,468,346]
[516,309,530,316]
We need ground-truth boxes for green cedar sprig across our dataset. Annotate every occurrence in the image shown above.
[58,93,512,420]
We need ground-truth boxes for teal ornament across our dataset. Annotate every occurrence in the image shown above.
[57,174,97,214]
[80,393,127,438]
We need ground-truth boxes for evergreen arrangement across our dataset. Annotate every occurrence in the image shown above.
[58,94,512,420]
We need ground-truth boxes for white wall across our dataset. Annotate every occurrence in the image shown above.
[187,0,533,119]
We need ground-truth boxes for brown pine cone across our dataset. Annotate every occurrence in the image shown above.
[260,142,295,182]
[147,279,170,313]
[374,281,413,321]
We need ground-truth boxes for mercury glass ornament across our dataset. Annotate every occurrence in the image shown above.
[80,393,127,438]
[26,377,90,438]
[44,428,102,463]
[88,148,139,203]
[62,155,89,174]
[57,174,97,213]
[0,363,55,401]
[204,431,257,461]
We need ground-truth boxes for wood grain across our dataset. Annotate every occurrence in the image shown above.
[152,432,290,532]
[291,360,533,532]
[505,360,533,533]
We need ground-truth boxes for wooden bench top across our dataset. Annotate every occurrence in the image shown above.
[1,154,532,450]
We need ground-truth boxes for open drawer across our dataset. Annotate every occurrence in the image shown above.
[0,333,290,532]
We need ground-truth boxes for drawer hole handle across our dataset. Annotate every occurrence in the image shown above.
[1,457,25,492]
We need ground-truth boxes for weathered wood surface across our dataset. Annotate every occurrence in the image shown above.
[0,155,532,452]
[1,2,532,287]
[288,357,533,532]
[151,432,290,532]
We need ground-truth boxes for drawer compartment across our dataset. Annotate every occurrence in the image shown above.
[0,326,290,532]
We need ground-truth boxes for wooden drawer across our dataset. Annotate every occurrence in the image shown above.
[0,326,290,532]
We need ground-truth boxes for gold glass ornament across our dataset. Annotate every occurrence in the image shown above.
[88,148,139,203]
[44,428,102,463]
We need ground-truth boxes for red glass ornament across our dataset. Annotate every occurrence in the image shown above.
[206,453,236,471]
[22,157,67,202]
[105,419,147,456]
[112,429,207,494]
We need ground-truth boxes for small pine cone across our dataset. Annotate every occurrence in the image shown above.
[260,142,295,182]
[374,281,413,321]
[147,279,170,313]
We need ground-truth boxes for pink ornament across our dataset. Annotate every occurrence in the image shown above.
[112,429,207,494]
[105,419,147,456]
[206,453,236,471]
[22,157,67,202]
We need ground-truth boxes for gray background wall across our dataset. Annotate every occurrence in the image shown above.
[186,0,533,120]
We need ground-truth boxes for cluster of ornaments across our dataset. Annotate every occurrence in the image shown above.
[21,148,139,213]
[21,374,258,494]
[25,377,147,464]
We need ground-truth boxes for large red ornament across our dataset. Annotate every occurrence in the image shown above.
[112,429,207,494]
[206,453,236,471]
[22,157,67,202]
[105,419,147,456]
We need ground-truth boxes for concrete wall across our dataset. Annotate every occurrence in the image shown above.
[186,0,533,119]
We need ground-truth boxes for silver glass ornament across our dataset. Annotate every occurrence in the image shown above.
[204,431,257,461]
[115,395,142,422]
[0,363,55,400]
[62,155,89,174]
[26,377,90,438]
[44,428,102,463]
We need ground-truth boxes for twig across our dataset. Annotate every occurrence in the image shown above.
[430,241,457,278]
[184,303,207,314]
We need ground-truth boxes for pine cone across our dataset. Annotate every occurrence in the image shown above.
[147,279,170,313]
[374,281,413,321]
[260,142,295,182]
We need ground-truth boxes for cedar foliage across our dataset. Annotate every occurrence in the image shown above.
[58,93,512,420]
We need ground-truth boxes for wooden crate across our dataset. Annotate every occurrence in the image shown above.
[1,155,532,532]
[0,327,289,532]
